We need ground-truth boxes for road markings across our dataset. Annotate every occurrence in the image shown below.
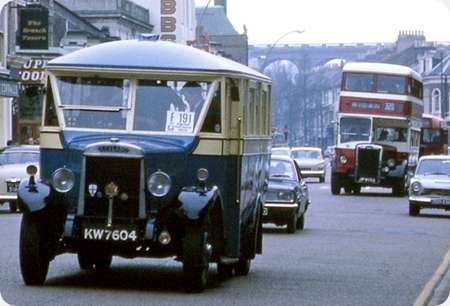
[414,247,450,306]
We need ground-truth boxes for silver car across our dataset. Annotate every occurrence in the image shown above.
[409,155,450,216]
[0,145,39,212]
[291,147,326,183]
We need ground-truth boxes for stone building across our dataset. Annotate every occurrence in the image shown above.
[57,0,153,40]
[195,0,248,65]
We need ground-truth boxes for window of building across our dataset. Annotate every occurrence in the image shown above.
[432,88,441,115]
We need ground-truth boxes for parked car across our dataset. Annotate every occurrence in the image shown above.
[0,145,39,212]
[291,147,326,183]
[409,155,450,216]
[271,146,291,157]
[262,155,310,233]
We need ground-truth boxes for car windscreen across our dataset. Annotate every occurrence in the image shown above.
[269,159,296,180]
[292,150,322,159]
[0,152,39,165]
[416,159,450,175]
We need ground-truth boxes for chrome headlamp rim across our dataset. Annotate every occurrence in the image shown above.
[387,158,396,168]
[339,155,348,164]
[51,167,75,193]
[410,181,423,195]
[147,170,171,197]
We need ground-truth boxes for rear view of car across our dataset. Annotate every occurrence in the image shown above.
[0,145,39,212]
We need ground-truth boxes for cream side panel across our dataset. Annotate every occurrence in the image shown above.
[192,139,223,155]
[40,128,63,149]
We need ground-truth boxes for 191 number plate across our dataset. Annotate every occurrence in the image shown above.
[83,227,137,241]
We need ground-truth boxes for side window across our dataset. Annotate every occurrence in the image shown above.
[201,85,221,133]
[248,87,256,135]
[44,80,59,126]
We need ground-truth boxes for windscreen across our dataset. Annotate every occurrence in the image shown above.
[57,77,130,130]
[416,159,450,175]
[0,152,39,165]
[269,159,296,180]
[340,117,371,143]
[291,150,322,159]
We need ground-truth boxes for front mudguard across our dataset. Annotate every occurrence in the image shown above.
[176,186,221,223]
[17,179,51,214]
[387,160,408,178]
[17,178,64,214]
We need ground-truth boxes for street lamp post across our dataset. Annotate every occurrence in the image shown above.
[260,30,304,70]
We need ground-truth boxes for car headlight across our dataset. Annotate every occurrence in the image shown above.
[339,155,348,164]
[410,181,423,195]
[52,168,75,193]
[147,170,171,197]
[277,191,295,202]
[387,158,396,168]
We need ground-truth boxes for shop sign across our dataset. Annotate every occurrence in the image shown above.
[19,59,47,84]
[160,0,177,41]
[19,6,49,50]
[0,78,20,98]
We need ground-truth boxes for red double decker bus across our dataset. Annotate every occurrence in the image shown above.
[331,62,423,196]
[420,114,448,156]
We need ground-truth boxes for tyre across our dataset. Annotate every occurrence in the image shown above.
[409,203,420,216]
[296,213,305,230]
[183,223,211,292]
[217,262,234,278]
[286,213,297,233]
[352,186,361,195]
[20,214,49,285]
[331,174,340,195]
[392,182,405,197]
[234,257,251,276]
[78,251,112,270]
[319,176,325,183]
[9,201,18,213]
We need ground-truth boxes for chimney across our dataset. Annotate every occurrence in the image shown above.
[214,0,227,15]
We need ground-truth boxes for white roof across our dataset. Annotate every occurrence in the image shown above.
[343,62,421,81]
[419,155,450,161]
[291,146,321,152]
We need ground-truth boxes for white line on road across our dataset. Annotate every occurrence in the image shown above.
[414,247,450,306]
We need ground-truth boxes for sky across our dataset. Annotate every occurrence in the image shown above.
[195,0,450,45]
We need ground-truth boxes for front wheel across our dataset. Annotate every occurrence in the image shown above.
[296,213,305,230]
[20,214,50,285]
[286,213,297,233]
[409,203,420,216]
[331,174,341,195]
[234,257,251,276]
[183,223,211,292]
[9,201,18,213]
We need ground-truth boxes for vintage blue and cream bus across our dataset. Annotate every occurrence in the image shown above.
[18,36,272,292]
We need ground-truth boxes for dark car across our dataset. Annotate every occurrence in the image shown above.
[262,156,310,233]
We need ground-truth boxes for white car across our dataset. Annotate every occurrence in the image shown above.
[409,155,450,216]
[0,145,39,212]
[291,147,326,183]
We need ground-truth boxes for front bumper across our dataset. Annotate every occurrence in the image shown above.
[409,195,450,210]
[262,202,298,224]
[300,169,325,178]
